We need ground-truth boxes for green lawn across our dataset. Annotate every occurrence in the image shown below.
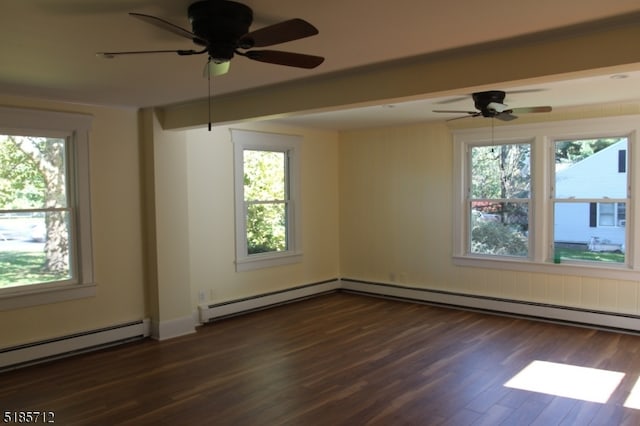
[555,247,624,263]
[0,251,67,288]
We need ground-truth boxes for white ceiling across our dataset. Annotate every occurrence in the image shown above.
[275,70,640,130]
[2,0,640,129]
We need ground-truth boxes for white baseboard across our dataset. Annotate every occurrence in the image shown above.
[0,319,150,371]
[340,279,640,333]
[199,279,341,323]
[152,315,197,341]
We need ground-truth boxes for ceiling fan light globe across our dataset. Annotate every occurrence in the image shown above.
[205,61,231,77]
[486,101,508,113]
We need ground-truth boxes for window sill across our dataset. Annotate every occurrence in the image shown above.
[236,252,303,272]
[0,283,97,311]
[453,255,640,281]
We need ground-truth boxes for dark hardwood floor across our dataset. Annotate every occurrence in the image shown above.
[4,292,640,425]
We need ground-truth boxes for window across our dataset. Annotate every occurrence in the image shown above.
[553,138,628,264]
[232,129,302,271]
[469,142,531,257]
[0,107,94,310]
[592,202,625,227]
[453,116,639,279]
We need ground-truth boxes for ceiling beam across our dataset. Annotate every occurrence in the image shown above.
[158,12,640,130]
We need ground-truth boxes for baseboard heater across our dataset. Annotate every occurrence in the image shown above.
[7,278,639,371]
[0,319,150,371]
[340,279,640,334]
[199,279,341,323]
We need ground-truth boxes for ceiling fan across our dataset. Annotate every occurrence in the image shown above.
[433,90,552,121]
[96,0,325,76]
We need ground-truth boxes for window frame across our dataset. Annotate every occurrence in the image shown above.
[0,106,95,310]
[231,129,302,272]
[453,115,640,280]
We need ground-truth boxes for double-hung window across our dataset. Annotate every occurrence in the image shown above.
[453,115,639,278]
[232,129,302,271]
[0,107,94,310]
[553,137,628,264]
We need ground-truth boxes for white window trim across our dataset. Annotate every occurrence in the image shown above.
[0,106,95,310]
[231,129,302,272]
[453,115,640,281]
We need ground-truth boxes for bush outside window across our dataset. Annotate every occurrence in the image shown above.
[469,143,530,257]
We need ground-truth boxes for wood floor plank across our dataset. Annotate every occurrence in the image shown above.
[471,404,513,425]
[530,396,578,426]
[3,292,640,425]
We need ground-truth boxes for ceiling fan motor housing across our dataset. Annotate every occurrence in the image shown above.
[188,0,253,62]
[472,90,507,117]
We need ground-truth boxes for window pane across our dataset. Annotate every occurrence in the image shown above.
[0,136,67,209]
[243,150,286,202]
[246,202,287,254]
[599,203,615,226]
[553,202,625,263]
[471,144,530,199]
[0,211,72,288]
[617,203,626,224]
[555,138,627,199]
[470,202,529,257]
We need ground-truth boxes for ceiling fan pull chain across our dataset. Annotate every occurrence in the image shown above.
[491,116,495,143]
[208,58,212,132]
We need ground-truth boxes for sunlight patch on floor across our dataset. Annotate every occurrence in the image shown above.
[624,376,640,409]
[504,360,625,403]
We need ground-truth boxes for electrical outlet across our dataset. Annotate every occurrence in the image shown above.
[198,290,205,302]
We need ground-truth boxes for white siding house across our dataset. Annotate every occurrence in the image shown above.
[554,139,627,251]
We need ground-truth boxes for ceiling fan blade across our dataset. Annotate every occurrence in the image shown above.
[433,110,477,114]
[244,50,324,68]
[446,113,481,121]
[129,12,205,44]
[241,19,319,48]
[97,48,206,58]
[496,112,518,121]
[510,106,553,114]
